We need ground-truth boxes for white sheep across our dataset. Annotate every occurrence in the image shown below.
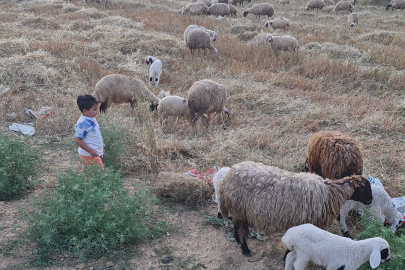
[92,74,160,113]
[265,18,290,30]
[184,25,217,44]
[212,167,231,219]
[186,28,218,56]
[305,0,325,10]
[207,3,231,16]
[348,12,359,27]
[228,4,237,16]
[157,95,190,125]
[282,223,391,270]
[332,0,354,13]
[146,56,162,87]
[243,3,274,17]
[180,2,209,15]
[266,34,298,55]
[340,184,404,237]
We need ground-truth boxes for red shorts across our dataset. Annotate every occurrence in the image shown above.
[79,155,104,171]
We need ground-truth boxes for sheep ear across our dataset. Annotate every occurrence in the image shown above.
[369,249,381,269]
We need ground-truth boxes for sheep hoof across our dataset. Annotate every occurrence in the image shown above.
[217,212,223,219]
[243,252,252,257]
[342,231,352,238]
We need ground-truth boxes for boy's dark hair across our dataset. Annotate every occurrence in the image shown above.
[77,95,98,112]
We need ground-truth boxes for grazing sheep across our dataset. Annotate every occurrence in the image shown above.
[265,18,290,30]
[157,95,190,125]
[219,161,373,257]
[207,3,231,16]
[228,4,237,16]
[186,28,218,56]
[232,0,245,5]
[305,0,325,10]
[340,184,404,238]
[386,0,405,10]
[197,0,212,7]
[306,130,363,180]
[213,167,231,219]
[243,3,274,17]
[279,0,290,4]
[146,56,162,87]
[180,2,209,15]
[92,74,160,113]
[282,223,391,270]
[184,25,217,43]
[187,79,227,129]
[266,34,298,55]
[348,12,359,27]
[332,0,354,13]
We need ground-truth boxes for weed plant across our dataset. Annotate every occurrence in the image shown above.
[356,213,405,270]
[26,166,166,265]
[0,133,41,200]
[101,123,128,171]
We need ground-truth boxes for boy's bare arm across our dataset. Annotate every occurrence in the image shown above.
[75,137,99,157]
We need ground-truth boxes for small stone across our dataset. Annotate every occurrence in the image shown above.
[105,262,114,268]
[75,263,86,270]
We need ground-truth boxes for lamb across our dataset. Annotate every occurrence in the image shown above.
[305,0,325,10]
[340,184,404,238]
[145,56,162,87]
[92,74,160,113]
[306,130,363,180]
[207,3,231,16]
[157,95,190,125]
[243,3,274,17]
[219,161,373,257]
[332,0,354,13]
[266,34,298,55]
[228,4,237,16]
[386,0,405,10]
[348,12,359,27]
[212,167,231,219]
[184,25,217,44]
[186,28,218,56]
[265,18,290,30]
[282,223,391,270]
[187,79,227,129]
[180,2,209,15]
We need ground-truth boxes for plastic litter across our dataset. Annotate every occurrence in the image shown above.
[183,166,218,183]
[366,176,383,186]
[26,106,53,120]
[9,123,35,136]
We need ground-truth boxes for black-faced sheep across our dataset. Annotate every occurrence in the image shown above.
[157,95,190,125]
[187,79,227,129]
[186,28,218,56]
[348,12,359,27]
[265,18,290,30]
[207,3,231,16]
[283,224,391,270]
[180,2,209,15]
[305,0,325,10]
[219,161,373,257]
[184,25,217,43]
[386,0,405,10]
[266,34,298,55]
[306,130,363,180]
[146,56,162,87]
[92,74,160,113]
[243,3,274,17]
[332,0,354,13]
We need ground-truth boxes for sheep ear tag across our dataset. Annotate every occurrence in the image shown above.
[369,249,381,269]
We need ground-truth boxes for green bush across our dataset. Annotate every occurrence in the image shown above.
[101,124,127,171]
[26,167,166,265]
[356,213,405,270]
[0,133,41,200]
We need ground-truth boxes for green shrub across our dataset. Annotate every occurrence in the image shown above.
[101,124,128,170]
[356,213,405,270]
[26,167,166,265]
[0,133,42,200]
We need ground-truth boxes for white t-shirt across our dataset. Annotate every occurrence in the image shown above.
[74,115,104,157]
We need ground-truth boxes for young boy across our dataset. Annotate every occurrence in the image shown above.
[75,95,105,171]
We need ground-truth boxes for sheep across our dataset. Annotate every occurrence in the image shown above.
[180,2,209,15]
[92,74,160,113]
[332,0,354,13]
[232,0,245,5]
[306,130,363,180]
[187,79,227,129]
[228,4,237,16]
[197,0,212,7]
[265,18,290,30]
[386,0,405,10]
[219,161,373,257]
[305,0,325,10]
[282,223,391,270]
[339,184,404,238]
[243,3,274,17]
[212,0,218,3]
[266,34,298,56]
[212,167,231,219]
[145,56,162,87]
[186,28,218,56]
[207,3,231,16]
[184,25,217,44]
[348,12,359,27]
[157,95,190,125]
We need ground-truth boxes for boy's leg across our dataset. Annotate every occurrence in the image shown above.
[79,155,104,171]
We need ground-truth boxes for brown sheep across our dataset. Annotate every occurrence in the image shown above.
[186,28,218,56]
[332,0,354,13]
[306,130,363,180]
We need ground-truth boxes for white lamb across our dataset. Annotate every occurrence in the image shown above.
[157,95,191,125]
[340,184,404,237]
[282,223,391,270]
[212,167,231,219]
[146,56,162,87]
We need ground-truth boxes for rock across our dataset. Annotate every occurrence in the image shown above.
[75,264,86,270]
[105,261,114,267]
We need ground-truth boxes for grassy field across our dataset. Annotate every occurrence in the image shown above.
[1,0,405,268]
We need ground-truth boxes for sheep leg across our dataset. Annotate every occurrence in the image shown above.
[149,76,153,85]
[284,250,296,270]
[240,220,251,257]
[155,75,160,87]
[233,220,242,244]
[293,253,309,270]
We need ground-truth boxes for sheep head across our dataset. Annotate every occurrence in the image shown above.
[340,175,373,205]
[243,10,249,17]
[146,56,154,65]
[265,34,273,44]
[149,102,158,112]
